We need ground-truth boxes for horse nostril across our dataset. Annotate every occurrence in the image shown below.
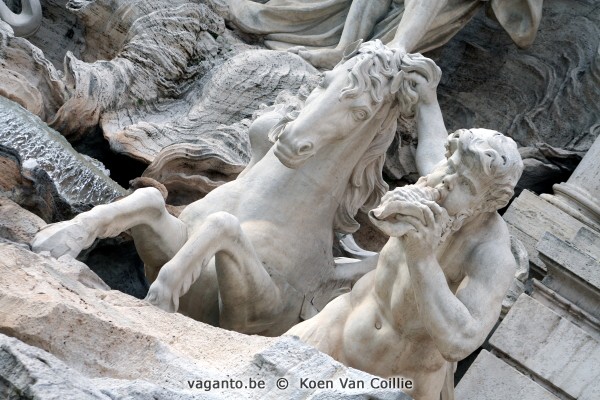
[297,142,313,156]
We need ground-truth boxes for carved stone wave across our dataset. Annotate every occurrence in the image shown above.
[52,0,227,139]
[103,49,319,165]
[142,141,247,205]
[0,97,126,213]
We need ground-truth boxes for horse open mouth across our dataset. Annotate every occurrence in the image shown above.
[273,143,312,169]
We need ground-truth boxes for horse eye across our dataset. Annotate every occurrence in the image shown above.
[319,72,332,88]
[353,109,369,121]
[318,74,326,87]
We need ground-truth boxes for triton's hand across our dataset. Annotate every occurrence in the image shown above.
[401,200,449,261]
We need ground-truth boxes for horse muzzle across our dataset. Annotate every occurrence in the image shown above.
[273,140,315,169]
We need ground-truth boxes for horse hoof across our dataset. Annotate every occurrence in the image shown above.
[31,220,93,259]
[145,282,178,313]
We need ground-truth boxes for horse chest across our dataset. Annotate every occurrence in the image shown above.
[240,220,333,269]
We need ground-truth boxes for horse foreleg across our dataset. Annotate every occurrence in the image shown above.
[31,188,187,270]
[146,211,302,335]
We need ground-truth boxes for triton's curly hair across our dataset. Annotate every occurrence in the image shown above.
[448,128,523,214]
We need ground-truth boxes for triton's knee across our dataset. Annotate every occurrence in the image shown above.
[205,211,242,239]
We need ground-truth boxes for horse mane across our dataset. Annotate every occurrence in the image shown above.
[264,41,440,233]
[333,41,440,233]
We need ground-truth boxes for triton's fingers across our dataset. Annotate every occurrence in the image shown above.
[420,203,435,228]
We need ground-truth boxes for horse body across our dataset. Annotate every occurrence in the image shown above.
[171,86,394,330]
[176,150,341,300]
[32,41,437,336]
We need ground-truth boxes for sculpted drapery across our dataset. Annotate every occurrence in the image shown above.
[230,0,543,52]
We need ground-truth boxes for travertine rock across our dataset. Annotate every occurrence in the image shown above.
[54,0,227,139]
[431,1,600,150]
[517,143,583,196]
[3,0,86,68]
[490,294,600,399]
[2,0,597,196]
[104,49,318,166]
[0,144,79,222]
[0,17,67,121]
[77,235,149,300]
[0,196,45,245]
[142,142,247,205]
[455,350,559,400]
[0,242,409,399]
[383,0,600,181]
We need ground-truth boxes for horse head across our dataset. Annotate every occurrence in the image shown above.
[270,40,441,233]
[270,40,440,170]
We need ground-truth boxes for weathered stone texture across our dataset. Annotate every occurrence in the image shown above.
[0,242,410,399]
[503,190,589,270]
[490,294,600,399]
[537,230,600,318]
[0,196,45,245]
[455,350,559,400]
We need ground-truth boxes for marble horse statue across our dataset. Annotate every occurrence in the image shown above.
[32,40,441,336]
[0,0,42,37]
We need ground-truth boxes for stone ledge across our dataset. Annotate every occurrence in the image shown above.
[455,350,559,400]
[490,294,600,399]
[503,190,588,271]
[537,230,600,318]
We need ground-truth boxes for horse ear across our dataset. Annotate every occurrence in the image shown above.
[342,39,363,61]
[390,70,404,94]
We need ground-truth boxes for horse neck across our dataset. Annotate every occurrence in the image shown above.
[245,128,376,222]
[298,139,370,202]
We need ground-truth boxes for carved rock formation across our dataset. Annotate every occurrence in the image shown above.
[0,241,409,399]
[2,0,597,197]
[385,1,600,182]
[0,196,45,245]
[431,1,600,151]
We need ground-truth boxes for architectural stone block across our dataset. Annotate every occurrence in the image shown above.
[537,229,600,318]
[490,294,600,399]
[455,350,559,400]
[503,190,588,270]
